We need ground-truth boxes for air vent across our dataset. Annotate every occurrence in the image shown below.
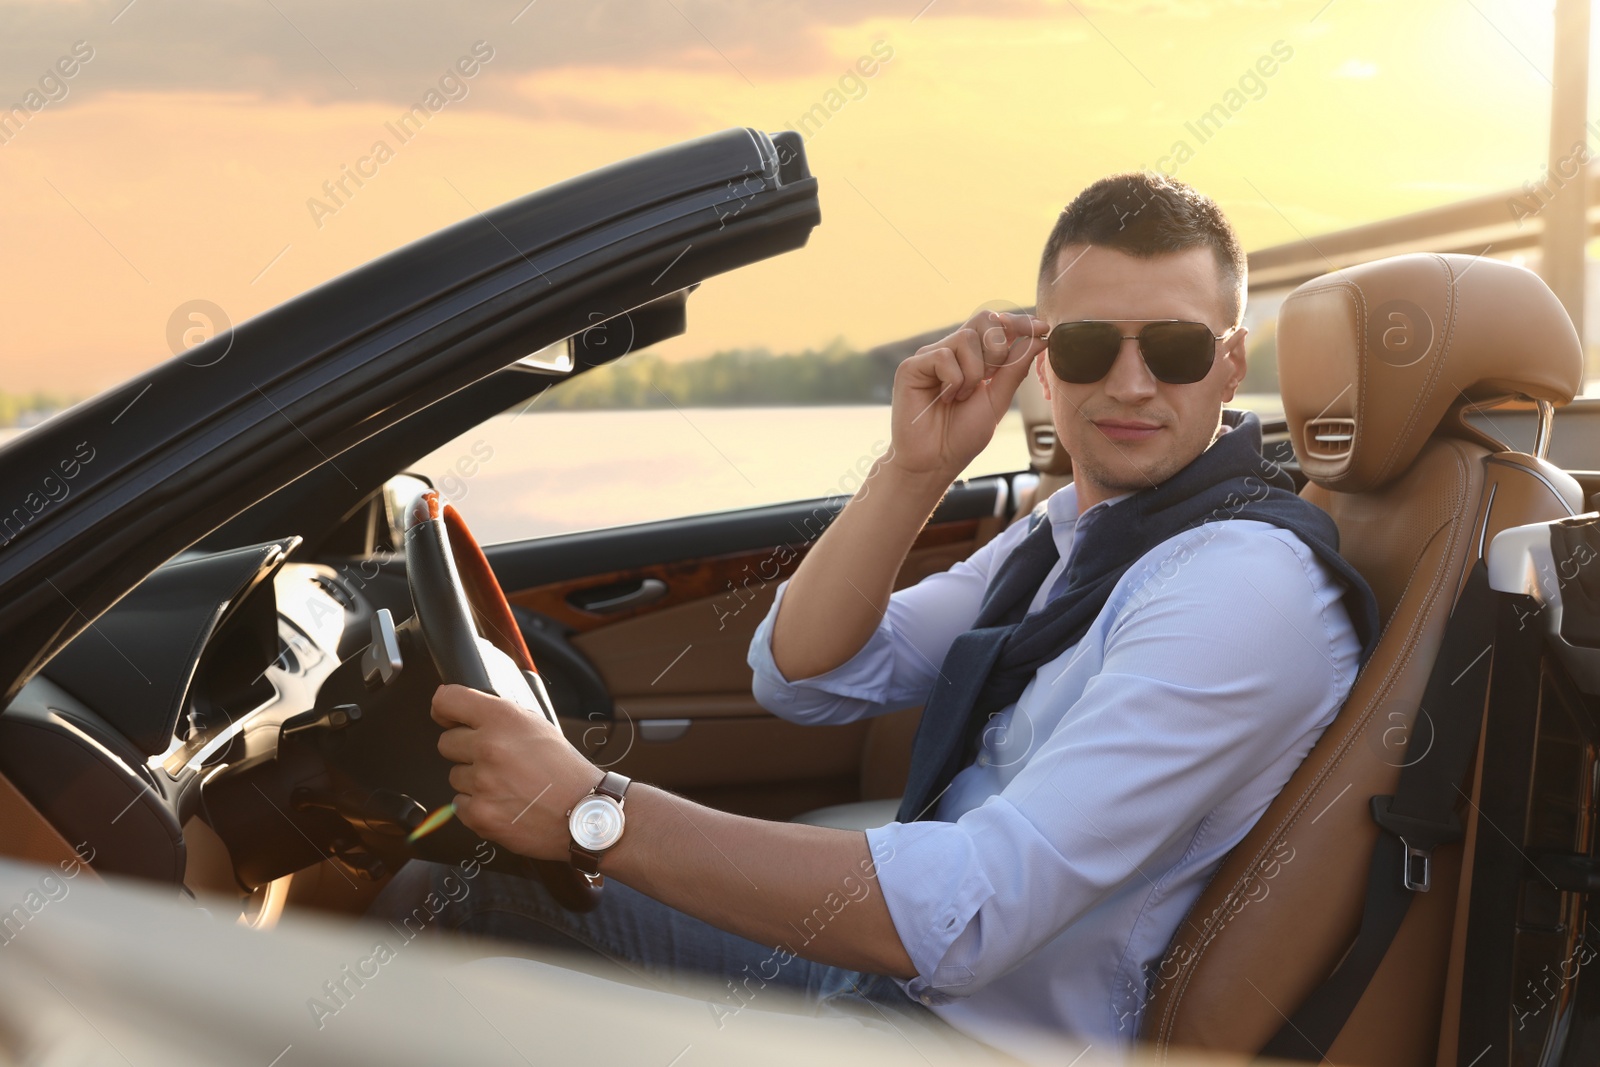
[1304,417,1356,460]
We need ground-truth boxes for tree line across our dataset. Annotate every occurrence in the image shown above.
[0,391,79,429]
[535,339,897,411]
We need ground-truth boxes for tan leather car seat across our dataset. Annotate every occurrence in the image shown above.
[1012,367,1073,514]
[1142,253,1584,1064]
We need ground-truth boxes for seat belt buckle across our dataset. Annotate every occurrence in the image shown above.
[1399,838,1434,892]
[1369,794,1462,893]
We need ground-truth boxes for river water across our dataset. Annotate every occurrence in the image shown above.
[410,406,1028,545]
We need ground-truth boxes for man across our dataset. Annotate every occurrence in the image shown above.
[373,173,1378,1059]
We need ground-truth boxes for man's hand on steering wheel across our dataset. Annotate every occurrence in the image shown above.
[432,684,600,861]
[400,490,605,908]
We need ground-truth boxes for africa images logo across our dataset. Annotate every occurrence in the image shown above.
[1368,299,1434,368]
[305,41,496,230]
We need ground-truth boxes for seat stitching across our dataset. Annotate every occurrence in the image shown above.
[1373,255,1456,487]
[1286,280,1366,490]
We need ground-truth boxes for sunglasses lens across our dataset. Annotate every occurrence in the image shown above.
[1138,322,1216,384]
[1048,321,1124,384]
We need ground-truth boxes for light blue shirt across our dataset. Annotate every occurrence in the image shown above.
[747,480,1361,1061]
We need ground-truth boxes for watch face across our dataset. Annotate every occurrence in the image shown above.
[569,794,625,852]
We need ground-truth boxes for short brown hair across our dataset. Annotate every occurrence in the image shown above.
[1037,172,1247,326]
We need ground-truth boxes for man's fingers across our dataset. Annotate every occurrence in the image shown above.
[452,792,476,828]
[988,313,1047,365]
[963,312,1045,407]
[430,683,505,728]
[906,344,964,401]
[988,332,1044,400]
[948,329,988,401]
[448,762,475,795]
[1003,310,1049,342]
[430,684,474,727]
[964,310,1045,349]
[437,724,474,763]
[979,322,1015,368]
[972,317,1046,413]
[902,311,1050,417]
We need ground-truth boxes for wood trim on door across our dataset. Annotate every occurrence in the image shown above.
[507,518,983,632]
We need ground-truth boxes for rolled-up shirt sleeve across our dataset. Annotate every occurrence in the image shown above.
[747,514,1034,726]
[863,526,1356,1002]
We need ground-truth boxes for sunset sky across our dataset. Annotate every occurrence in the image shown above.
[0,0,1578,393]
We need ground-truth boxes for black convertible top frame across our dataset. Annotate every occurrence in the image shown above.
[0,128,820,704]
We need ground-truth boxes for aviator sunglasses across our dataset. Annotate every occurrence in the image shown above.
[1044,319,1239,386]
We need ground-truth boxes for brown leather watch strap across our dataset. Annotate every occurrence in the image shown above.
[570,844,603,877]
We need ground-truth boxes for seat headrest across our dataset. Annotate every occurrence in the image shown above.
[1278,253,1582,493]
[1016,367,1072,476]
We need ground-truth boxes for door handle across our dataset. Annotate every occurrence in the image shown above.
[639,718,691,743]
[570,578,668,614]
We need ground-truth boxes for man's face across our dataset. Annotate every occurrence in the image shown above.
[1035,244,1248,508]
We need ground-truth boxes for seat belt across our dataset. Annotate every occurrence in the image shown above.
[1258,561,1497,1062]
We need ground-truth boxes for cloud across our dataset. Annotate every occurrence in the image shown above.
[0,0,1060,111]
[500,77,712,131]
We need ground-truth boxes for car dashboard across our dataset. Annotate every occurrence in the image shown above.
[0,540,377,888]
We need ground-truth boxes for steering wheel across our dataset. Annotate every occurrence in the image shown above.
[405,490,548,709]
[403,489,600,911]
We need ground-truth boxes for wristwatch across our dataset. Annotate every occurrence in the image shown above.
[567,771,631,882]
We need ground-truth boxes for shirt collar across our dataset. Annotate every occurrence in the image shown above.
[1043,482,1137,566]
[1045,481,1137,527]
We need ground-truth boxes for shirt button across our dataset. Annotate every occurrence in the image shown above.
[919,994,933,1006]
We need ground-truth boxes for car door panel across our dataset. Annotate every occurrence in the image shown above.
[488,478,1011,818]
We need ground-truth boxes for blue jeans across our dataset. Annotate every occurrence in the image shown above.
[367,858,975,1052]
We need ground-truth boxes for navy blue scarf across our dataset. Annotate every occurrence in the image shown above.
[895,409,1381,823]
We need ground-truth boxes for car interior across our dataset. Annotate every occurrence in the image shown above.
[2,191,1599,1063]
